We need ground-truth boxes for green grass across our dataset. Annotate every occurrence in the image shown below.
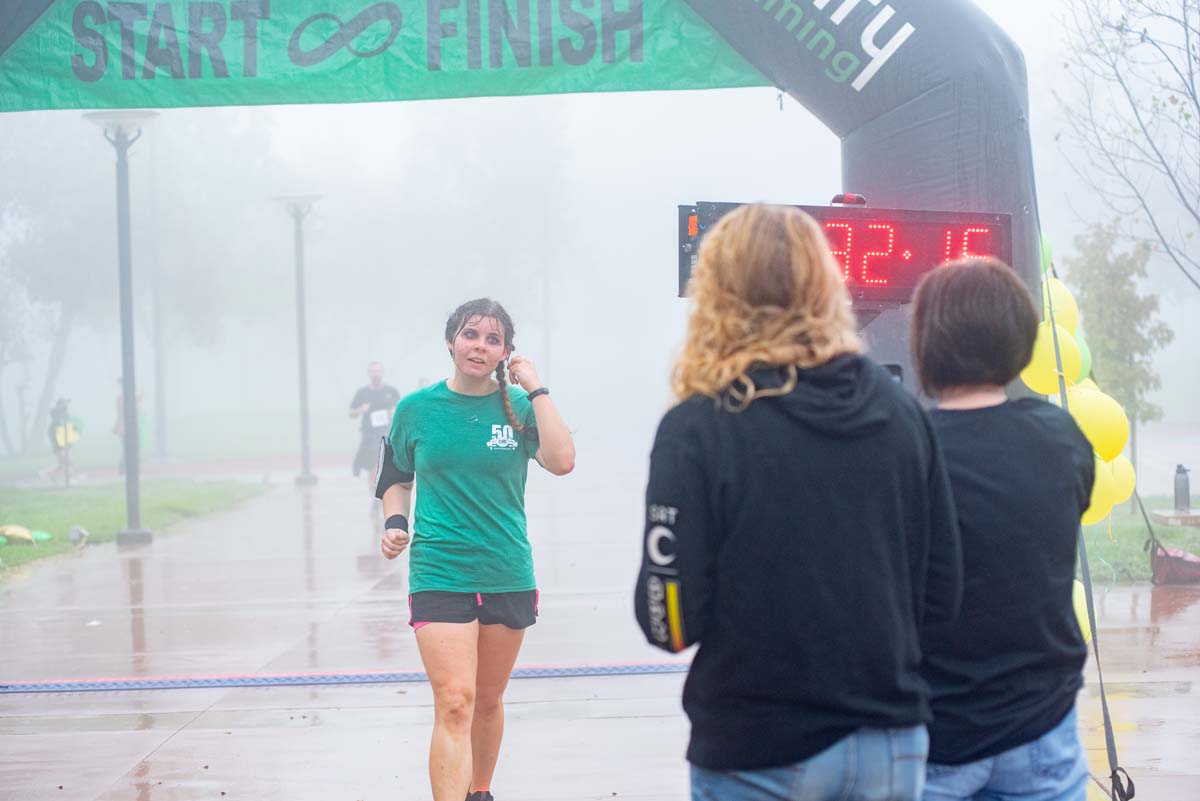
[1081,495,1200,583]
[159,410,352,461]
[0,480,267,572]
[0,409,356,484]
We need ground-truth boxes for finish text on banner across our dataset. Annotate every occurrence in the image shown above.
[0,0,767,111]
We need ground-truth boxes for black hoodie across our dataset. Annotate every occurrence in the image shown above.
[635,355,963,771]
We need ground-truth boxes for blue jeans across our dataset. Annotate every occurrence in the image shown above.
[691,726,929,801]
[922,707,1089,801]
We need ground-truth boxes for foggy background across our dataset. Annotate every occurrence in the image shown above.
[1,0,1196,493]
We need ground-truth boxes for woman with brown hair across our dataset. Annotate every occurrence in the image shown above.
[911,259,1093,801]
[634,204,962,801]
[377,298,575,801]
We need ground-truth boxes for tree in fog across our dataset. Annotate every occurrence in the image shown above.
[0,111,287,458]
[1066,221,1174,466]
[1057,0,1200,291]
[137,110,288,457]
[0,123,115,456]
[0,208,39,455]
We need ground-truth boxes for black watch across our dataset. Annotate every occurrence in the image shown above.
[527,387,549,401]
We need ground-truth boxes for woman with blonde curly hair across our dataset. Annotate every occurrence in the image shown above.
[635,204,963,801]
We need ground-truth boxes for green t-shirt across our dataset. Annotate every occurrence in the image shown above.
[389,380,539,593]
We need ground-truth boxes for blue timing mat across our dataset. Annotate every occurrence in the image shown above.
[0,661,691,694]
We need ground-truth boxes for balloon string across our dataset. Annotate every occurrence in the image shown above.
[1097,553,1118,588]
[1041,249,1071,406]
[1045,238,1133,796]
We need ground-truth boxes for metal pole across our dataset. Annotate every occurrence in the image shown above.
[149,135,167,460]
[151,255,167,459]
[112,126,151,543]
[290,204,317,486]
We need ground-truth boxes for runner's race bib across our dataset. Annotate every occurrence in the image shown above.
[369,409,392,429]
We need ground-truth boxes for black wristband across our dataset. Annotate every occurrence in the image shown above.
[385,514,409,532]
[527,387,549,401]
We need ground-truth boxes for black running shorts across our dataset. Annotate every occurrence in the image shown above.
[408,590,539,630]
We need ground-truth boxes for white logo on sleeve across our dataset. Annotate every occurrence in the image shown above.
[486,424,518,451]
[647,526,677,567]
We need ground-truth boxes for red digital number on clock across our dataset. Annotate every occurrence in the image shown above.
[822,221,998,286]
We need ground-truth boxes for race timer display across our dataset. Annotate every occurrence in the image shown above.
[679,202,1013,302]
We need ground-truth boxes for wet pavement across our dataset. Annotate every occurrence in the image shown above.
[2,468,1198,800]
[1076,581,1200,799]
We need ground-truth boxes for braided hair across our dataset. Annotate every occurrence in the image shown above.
[445,298,524,433]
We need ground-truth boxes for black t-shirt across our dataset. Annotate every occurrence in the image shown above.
[634,356,963,771]
[350,384,401,435]
[924,399,1094,765]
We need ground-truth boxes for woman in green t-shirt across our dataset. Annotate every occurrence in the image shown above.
[377,298,575,801]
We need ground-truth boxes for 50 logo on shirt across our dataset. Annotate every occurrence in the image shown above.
[486,424,518,451]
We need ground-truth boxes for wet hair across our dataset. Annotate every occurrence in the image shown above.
[444,298,524,432]
[672,204,862,410]
[911,258,1038,397]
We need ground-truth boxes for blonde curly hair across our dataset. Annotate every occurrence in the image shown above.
[672,204,863,409]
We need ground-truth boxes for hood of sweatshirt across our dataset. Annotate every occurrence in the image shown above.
[743,354,895,438]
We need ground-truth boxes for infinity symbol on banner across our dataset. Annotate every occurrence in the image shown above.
[289,3,403,67]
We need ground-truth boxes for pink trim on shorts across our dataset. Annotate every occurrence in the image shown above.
[476,593,483,606]
[408,595,432,631]
[535,589,540,615]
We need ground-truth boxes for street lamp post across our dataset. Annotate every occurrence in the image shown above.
[84,111,158,546]
[276,196,321,487]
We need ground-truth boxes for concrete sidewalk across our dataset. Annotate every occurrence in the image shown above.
[1,470,1197,800]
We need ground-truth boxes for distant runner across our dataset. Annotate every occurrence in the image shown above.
[349,361,400,493]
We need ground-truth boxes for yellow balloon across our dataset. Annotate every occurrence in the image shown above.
[1042,277,1080,334]
[1067,389,1130,462]
[1082,455,1115,525]
[1021,323,1081,395]
[1072,579,1093,644]
[1110,454,1136,505]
